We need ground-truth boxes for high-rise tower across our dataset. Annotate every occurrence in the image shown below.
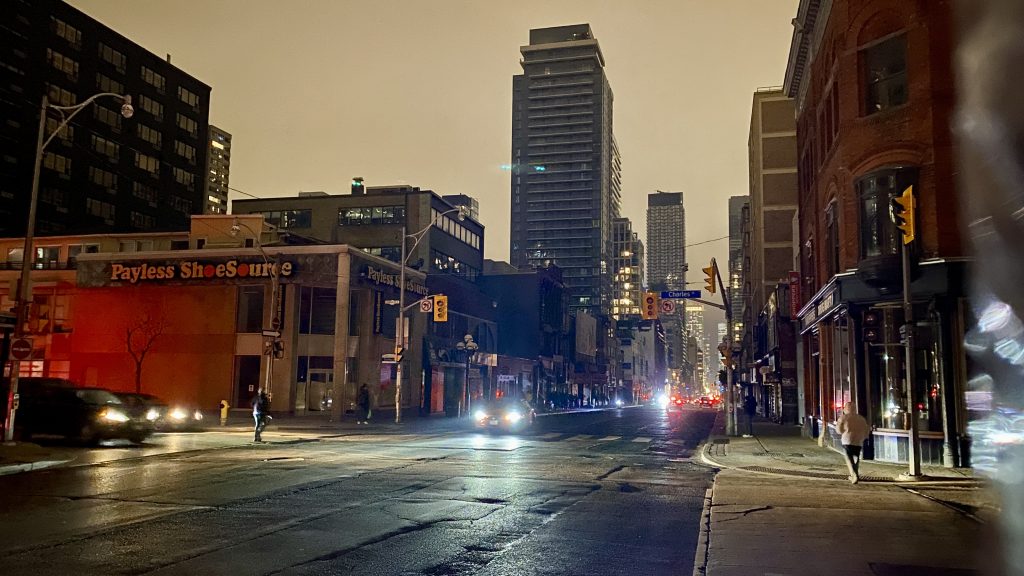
[205,125,231,214]
[510,24,621,316]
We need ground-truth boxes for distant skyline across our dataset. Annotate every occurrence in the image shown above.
[69,0,799,329]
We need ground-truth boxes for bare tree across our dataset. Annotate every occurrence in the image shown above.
[126,314,170,393]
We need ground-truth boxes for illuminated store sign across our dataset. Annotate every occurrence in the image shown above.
[364,265,428,296]
[110,259,295,284]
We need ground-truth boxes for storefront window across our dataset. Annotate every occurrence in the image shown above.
[236,285,264,333]
[832,313,852,422]
[299,286,335,335]
[857,167,917,260]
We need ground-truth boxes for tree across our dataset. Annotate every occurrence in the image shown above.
[126,314,169,393]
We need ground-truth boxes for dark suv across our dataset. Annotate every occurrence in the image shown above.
[16,380,149,444]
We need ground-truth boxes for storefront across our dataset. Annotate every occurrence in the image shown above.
[797,260,971,467]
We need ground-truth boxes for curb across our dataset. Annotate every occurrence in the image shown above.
[692,486,713,576]
[0,459,73,477]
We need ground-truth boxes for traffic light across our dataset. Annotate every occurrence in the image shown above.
[891,185,915,244]
[351,177,364,195]
[641,292,659,320]
[433,295,448,322]
[703,261,716,294]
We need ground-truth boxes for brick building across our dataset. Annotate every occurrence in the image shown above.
[785,0,969,466]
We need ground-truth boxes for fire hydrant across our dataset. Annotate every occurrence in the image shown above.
[219,400,230,426]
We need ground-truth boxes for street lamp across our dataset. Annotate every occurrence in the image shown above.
[456,334,478,417]
[5,92,133,442]
[393,206,467,423]
[230,219,281,402]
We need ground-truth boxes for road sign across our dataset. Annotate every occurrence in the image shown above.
[261,329,281,338]
[381,353,398,364]
[661,290,701,299]
[660,299,676,314]
[419,299,433,313]
[11,337,32,360]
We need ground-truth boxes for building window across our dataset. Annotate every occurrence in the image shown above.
[857,167,918,259]
[46,83,76,107]
[172,167,196,191]
[98,42,126,72]
[431,249,479,281]
[863,35,907,115]
[338,206,405,226]
[169,195,193,214]
[131,211,156,229]
[134,151,160,176]
[177,86,200,108]
[137,123,162,148]
[93,105,122,130]
[91,134,119,160]
[299,286,336,335]
[85,197,115,222]
[42,152,71,176]
[141,65,166,93]
[133,181,159,205]
[174,140,196,163]
[40,187,68,211]
[364,246,402,263]
[137,94,163,120]
[825,202,839,277]
[44,117,73,143]
[96,73,123,95]
[88,166,117,190]
[236,286,265,333]
[176,113,198,137]
[68,244,99,266]
[46,48,78,80]
[51,17,82,48]
[262,209,312,229]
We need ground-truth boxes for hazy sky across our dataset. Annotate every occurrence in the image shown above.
[70,0,799,329]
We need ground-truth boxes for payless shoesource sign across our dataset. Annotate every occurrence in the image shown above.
[109,259,296,284]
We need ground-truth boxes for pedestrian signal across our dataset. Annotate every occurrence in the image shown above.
[433,295,448,322]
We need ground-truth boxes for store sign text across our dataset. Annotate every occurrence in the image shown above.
[111,260,295,284]
[365,266,428,296]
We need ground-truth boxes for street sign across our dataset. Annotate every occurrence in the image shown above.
[661,290,701,299]
[381,353,398,364]
[660,299,676,314]
[261,329,281,338]
[419,299,433,313]
[10,337,32,361]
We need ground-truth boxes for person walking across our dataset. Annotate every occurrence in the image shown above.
[743,394,757,438]
[251,388,269,442]
[357,383,371,425]
[836,401,871,484]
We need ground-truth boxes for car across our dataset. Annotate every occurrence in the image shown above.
[16,382,150,444]
[115,393,205,431]
[473,398,536,432]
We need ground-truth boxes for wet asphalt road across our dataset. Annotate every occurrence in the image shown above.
[0,406,718,576]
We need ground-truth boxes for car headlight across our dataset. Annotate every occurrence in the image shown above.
[100,408,130,423]
[145,408,160,421]
[170,408,187,421]
[615,399,624,407]
[474,410,488,421]
[657,395,670,409]
[193,410,203,421]
[505,411,523,423]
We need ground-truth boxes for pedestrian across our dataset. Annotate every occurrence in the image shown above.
[252,387,269,442]
[357,383,371,424]
[836,401,871,484]
[743,394,757,437]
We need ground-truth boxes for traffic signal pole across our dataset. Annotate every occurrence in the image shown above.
[893,186,922,479]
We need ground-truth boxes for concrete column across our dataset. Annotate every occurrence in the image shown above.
[332,250,351,422]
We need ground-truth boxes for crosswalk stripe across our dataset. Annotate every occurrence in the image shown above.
[632,437,653,443]
[540,432,562,439]
[566,434,595,442]
[597,436,619,441]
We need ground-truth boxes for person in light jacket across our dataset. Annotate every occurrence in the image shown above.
[836,402,871,484]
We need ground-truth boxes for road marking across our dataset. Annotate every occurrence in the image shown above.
[540,432,563,440]
[632,437,653,443]
[566,435,594,442]
[597,436,619,441]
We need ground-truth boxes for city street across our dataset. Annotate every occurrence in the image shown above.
[0,406,718,576]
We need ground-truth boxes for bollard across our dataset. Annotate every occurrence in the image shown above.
[220,400,230,426]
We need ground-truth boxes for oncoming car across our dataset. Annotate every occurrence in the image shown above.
[115,393,205,431]
[473,398,536,432]
[18,383,150,444]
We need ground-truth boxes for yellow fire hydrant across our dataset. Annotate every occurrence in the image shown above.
[220,400,230,426]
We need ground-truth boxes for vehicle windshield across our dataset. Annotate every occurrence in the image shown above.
[75,389,123,405]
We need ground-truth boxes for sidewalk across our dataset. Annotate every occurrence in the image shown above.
[694,414,1000,576]
[0,442,74,476]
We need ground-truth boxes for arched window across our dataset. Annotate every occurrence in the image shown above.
[857,167,918,259]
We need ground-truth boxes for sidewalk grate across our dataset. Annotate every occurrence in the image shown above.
[741,465,890,482]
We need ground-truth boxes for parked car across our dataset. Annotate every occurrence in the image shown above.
[473,398,537,432]
[114,393,204,431]
[16,382,149,444]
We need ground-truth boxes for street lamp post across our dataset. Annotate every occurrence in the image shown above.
[456,334,478,417]
[394,206,466,423]
[4,92,132,442]
[230,220,281,402]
